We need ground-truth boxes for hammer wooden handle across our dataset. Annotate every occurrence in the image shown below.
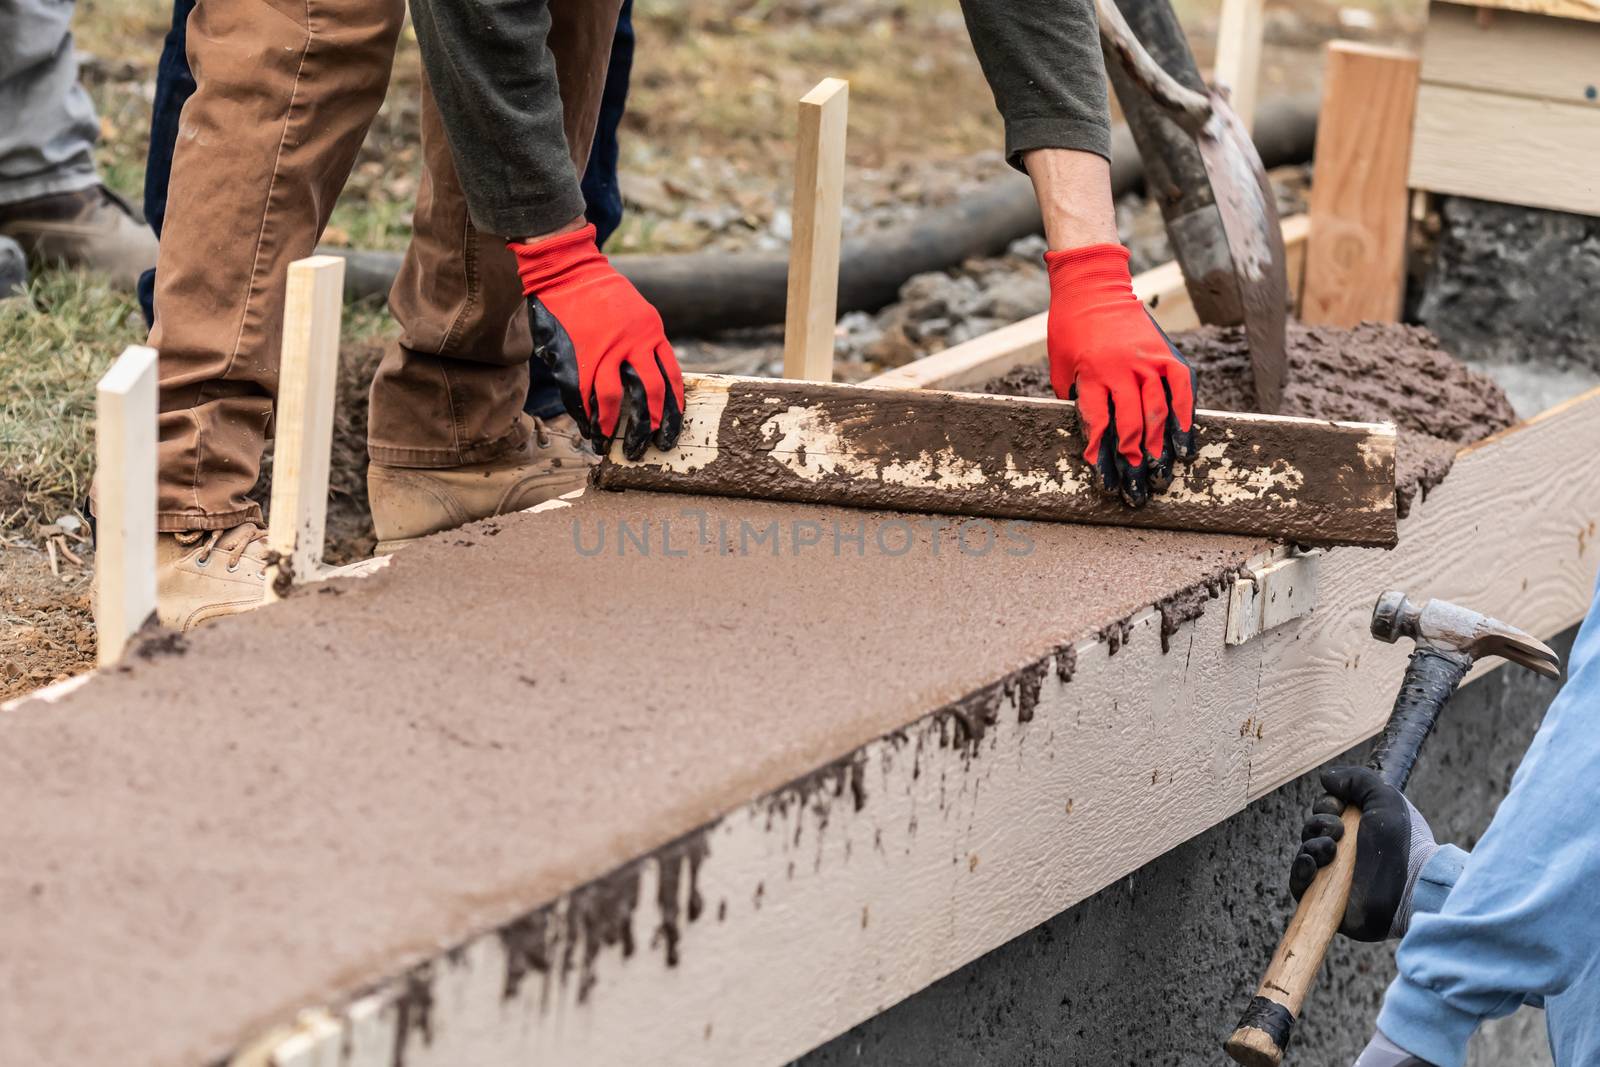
[1224,805,1363,1066]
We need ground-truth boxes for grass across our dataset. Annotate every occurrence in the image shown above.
[0,273,145,529]
[0,269,396,535]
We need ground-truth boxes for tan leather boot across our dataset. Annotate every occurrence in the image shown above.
[367,414,595,553]
[154,523,271,632]
[0,186,159,291]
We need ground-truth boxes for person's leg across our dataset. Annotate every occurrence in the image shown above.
[150,0,405,535]
[367,0,624,550]
[141,0,406,628]
[580,0,633,249]
[523,0,635,421]
[137,0,199,326]
[0,0,98,204]
[0,0,157,288]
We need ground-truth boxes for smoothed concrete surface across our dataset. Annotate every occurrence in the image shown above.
[798,627,1573,1067]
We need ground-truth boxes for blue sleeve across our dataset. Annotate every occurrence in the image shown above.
[1377,575,1600,1067]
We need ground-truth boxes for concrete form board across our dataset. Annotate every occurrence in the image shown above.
[4,388,1598,1067]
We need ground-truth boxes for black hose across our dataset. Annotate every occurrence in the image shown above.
[329,94,1318,338]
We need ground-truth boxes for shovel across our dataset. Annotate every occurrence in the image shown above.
[1097,0,1289,411]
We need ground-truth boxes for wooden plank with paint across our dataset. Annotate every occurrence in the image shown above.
[92,345,159,666]
[265,255,345,599]
[1444,0,1600,22]
[1409,82,1600,217]
[597,374,1399,547]
[1421,3,1600,108]
[1302,42,1420,327]
[782,78,849,383]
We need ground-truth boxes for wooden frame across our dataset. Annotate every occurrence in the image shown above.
[1409,2,1600,217]
[782,78,849,383]
[92,345,159,666]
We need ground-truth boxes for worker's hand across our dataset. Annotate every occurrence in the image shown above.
[510,223,684,460]
[1045,243,1197,508]
[1290,766,1440,941]
[1352,1030,1437,1067]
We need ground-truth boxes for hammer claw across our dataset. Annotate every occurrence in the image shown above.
[1371,591,1565,679]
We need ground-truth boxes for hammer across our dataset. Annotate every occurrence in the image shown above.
[1224,591,1562,1066]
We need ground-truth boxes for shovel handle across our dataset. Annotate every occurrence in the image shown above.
[1095,0,1213,131]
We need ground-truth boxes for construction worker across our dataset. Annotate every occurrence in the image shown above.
[136,2,628,630]
[139,0,1196,630]
[0,0,159,288]
[1288,575,1600,1067]
[410,0,1198,504]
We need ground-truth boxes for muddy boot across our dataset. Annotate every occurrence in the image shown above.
[154,523,270,632]
[0,185,158,290]
[367,414,595,554]
[0,235,25,300]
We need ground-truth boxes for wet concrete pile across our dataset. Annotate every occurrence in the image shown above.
[982,321,1516,517]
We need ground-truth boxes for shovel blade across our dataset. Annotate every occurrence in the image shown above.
[1195,88,1289,412]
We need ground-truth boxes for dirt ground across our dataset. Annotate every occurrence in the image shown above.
[3,0,1423,697]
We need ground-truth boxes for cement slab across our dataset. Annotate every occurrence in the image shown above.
[0,490,1262,1067]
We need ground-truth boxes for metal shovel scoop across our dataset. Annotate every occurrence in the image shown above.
[1097,0,1289,411]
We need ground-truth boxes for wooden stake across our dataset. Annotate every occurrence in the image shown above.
[1214,0,1265,131]
[782,77,848,383]
[265,256,345,601]
[1301,42,1420,328]
[93,345,158,666]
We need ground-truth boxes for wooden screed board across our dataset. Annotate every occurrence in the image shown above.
[597,374,1399,547]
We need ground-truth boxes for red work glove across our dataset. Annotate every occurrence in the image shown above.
[510,224,685,459]
[1045,243,1197,508]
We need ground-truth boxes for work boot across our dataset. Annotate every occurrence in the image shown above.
[367,414,595,553]
[154,523,271,632]
[0,185,159,290]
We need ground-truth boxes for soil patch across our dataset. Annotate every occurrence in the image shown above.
[980,322,1516,517]
[0,543,95,701]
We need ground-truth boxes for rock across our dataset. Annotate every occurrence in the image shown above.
[0,236,26,301]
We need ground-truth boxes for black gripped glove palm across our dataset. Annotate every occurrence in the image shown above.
[1290,766,1441,941]
[509,223,684,460]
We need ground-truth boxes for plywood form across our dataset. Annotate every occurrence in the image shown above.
[1410,2,1600,216]
[249,385,1599,1067]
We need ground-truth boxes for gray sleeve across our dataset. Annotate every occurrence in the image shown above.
[957,0,1112,168]
[407,0,587,239]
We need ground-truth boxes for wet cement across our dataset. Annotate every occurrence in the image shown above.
[982,322,1516,517]
[0,492,1264,1067]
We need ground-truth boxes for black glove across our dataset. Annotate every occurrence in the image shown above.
[1289,766,1440,941]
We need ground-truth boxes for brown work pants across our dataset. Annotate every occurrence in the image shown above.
[149,0,621,531]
